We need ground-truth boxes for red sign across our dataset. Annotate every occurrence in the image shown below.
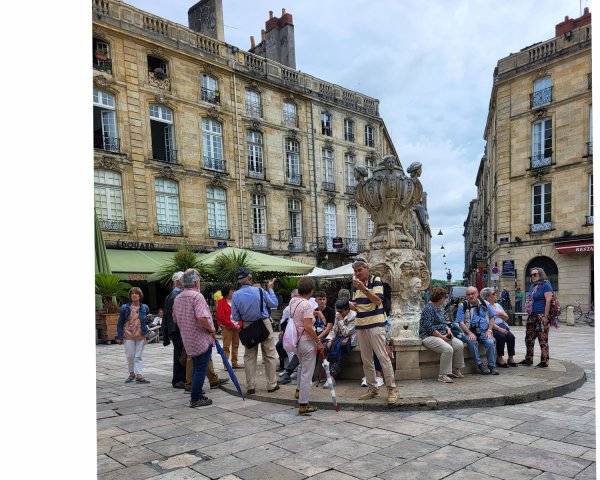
[555,240,594,254]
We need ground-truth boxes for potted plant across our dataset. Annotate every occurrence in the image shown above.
[95,273,131,343]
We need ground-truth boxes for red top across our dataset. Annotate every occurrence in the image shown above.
[216,297,239,329]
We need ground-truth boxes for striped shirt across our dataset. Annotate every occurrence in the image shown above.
[352,274,387,329]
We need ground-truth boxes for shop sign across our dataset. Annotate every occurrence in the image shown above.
[217,241,228,248]
[117,240,155,250]
[490,266,500,281]
[332,237,344,248]
[555,240,594,254]
[502,260,515,276]
[127,273,149,281]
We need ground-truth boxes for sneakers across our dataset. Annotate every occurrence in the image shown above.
[190,396,212,408]
[360,377,368,387]
[135,377,150,384]
[438,374,454,383]
[298,404,318,415]
[449,369,464,379]
[477,364,490,375]
[278,372,292,385]
[387,387,398,405]
[125,375,136,383]
[210,378,229,389]
[358,386,379,400]
[489,367,499,375]
[267,385,281,393]
[376,377,384,388]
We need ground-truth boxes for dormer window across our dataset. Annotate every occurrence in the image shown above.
[93,37,111,73]
[148,55,170,89]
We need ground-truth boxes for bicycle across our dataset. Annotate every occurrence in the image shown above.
[573,300,594,326]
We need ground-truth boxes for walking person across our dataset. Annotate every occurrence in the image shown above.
[162,272,186,389]
[480,287,517,368]
[216,283,244,369]
[515,287,524,312]
[116,287,152,384]
[173,268,216,408]
[349,258,398,405]
[520,267,553,367]
[231,268,279,395]
[289,277,325,415]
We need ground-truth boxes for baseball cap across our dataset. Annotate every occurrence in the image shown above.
[235,267,251,281]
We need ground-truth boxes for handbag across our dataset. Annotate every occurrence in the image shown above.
[238,288,271,348]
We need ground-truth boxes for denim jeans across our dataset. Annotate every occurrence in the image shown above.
[191,346,212,402]
[465,336,496,368]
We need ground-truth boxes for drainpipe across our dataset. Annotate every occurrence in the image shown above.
[232,71,246,248]
[309,100,319,266]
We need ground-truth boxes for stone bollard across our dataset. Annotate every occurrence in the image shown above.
[566,305,575,326]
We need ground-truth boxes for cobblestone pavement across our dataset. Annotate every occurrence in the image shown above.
[97,325,596,479]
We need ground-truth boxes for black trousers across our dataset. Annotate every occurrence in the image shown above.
[171,330,186,386]
[276,338,287,368]
[493,329,516,357]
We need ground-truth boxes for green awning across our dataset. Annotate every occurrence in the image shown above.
[199,247,314,274]
[107,249,179,281]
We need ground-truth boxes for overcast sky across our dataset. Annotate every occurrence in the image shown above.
[123,0,590,281]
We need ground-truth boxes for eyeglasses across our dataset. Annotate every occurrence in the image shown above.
[530,273,539,277]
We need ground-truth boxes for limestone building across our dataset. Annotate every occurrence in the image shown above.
[464,9,593,307]
[92,0,432,289]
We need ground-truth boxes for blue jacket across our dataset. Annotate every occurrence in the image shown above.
[117,302,150,339]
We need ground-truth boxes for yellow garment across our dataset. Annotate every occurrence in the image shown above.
[213,290,223,302]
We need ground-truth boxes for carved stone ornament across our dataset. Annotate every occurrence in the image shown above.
[324,139,334,150]
[159,166,176,180]
[207,107,222,121]
[149,47,165,58]
[249,80,261,91]
[532,107,547,118]
[253,182,264,193]
[250,120,262,131]
[93,75,113,89]
[291,189,304,200]
[210,174,225,188]
[285,93,295,101]
[98,156,120,171]
[288,128,298,139]
[325,193,336,203]
[347,199,358,208]
[346,146,356,156]
[202,63,215,75]
[154,93,173,107]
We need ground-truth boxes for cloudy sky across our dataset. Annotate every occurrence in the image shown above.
[123,0,589,281]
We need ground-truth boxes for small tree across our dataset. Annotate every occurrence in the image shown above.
[155,246,207,286]
[95,273,132,313]
[210,250,257,286]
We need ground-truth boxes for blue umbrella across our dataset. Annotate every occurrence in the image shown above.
[214,340,245,401]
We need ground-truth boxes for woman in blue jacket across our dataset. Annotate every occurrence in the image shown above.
[116,287,151,383]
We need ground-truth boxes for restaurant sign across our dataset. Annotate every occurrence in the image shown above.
[116,240,156,250]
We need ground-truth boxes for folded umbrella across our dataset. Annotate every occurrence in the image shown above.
[319,350,339,412]
[215,339,245,401]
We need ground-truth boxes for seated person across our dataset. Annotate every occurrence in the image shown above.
[455,286,498,375]
[480,287,517,368]
[321,297,357,385]
[151,308,163,327]
[419,287,465,383]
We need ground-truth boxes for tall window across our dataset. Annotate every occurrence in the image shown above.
[200,74,219,104]
[347,205,358,253]
[247,130,264,178]
[322,149,335,188]
[207,186,228,238]
[532,183,552,231]
[94,169,125,231]
[149,104,176,163]
[365,124,374,147]
[283,101,297,127]
[589,174,594,224]
[531,118,552,168]
[325,202,337,237]
[252,193,267,234]
[202,118,225,171]
[93,37,111,73]
[245,90,261,118]
[344,119,355,142]
[155,178,181,235]
[93,89,119,152]
[344,154,356,193]
[532,76,552,107]
[285,139,301,185]
[148,56,170,89]
[321,113,332,136]
[367,214,374,237]
[288,199,303,243]
[589,104,593,155]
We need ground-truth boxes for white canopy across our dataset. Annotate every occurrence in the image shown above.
[306,267,331,277]
[304,263,354,279]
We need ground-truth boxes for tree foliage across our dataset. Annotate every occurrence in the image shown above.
[155,246,207,286]
[95,273,132,312]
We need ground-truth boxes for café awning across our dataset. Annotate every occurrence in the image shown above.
[106,249,180,281]
[199,247,313,274]
[555,239,594,254]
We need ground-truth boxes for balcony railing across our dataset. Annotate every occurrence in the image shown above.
[289,236,304,252]
[94,134,120,152]
[94,58,112,74]
[322,181,336,192]
[344,133,355,142]
[252,233,270,249]
[208,227,230,239]
[530,153,552,169]
[153,148,178,164]
[157,223,183,235]
[530,86,553,108]
[201,87,220,104]
[317,236,367,254]
[586,215,594,225]
[322,126,332,136]
[345,185,356,195]
[204,156,226,172]
[99,218,127,232]
[248,168,265,179]
[530,222,552,233]
[245,100,262,118]
[286,173,302,186]
[283,111,298,127]
[148,71,170,90]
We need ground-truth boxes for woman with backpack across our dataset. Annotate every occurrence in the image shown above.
[520,267,553,368]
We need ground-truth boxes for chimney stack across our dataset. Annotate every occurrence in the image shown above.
[250,36,255,49]
[188,0,224,41]
[248,9,296,69]
[555,7,591,36]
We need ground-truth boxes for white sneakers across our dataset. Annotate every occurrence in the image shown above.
[376,377,384,387]
[361,377,368,387]
[360,377,384,387]
[438,374,454,383]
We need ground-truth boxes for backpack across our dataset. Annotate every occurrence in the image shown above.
[282,299,306,354]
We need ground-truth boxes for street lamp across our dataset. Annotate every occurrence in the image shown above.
[437,230,443,235]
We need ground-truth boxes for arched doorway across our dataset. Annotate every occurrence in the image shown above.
[525,256,559,292]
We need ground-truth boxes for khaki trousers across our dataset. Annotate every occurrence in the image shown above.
[186,358,218,389]
[296,340,317,404]
[421,336,465,375]
[243,318,277,390]
[221,327,241,367]
[356,326,396,388]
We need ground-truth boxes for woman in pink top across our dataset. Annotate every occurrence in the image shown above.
[288,277,324,415]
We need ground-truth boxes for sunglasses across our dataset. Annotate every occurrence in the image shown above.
[530,273,539,277]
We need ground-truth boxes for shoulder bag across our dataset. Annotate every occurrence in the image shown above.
[238,288,271,348]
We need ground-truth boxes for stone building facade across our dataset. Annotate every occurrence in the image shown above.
[464,9,593,308]
[92,0,431,281]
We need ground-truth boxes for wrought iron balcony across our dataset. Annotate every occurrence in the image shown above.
[94,134,120,153]
[285,173,302,186]
[93,58,112,74]
[248,168,265,179]
[586,215,594,225]
[208,227,230,239]
[289,236,304,252]
[157,223,183,235]
[530,153,552,169]
[322,181,336,192]
[148,71,170,90]
[245,100,262,118]
[99,218,127,232]
[251,233,270,249]
[322,126,332,136]
[201,87,220,104]
[204,156,226,172]
[153,149,178,164]
[283,111,298,127]
[530,222,552,233]
[345,185,356,195]
[317,236,367,254]
[276,230,304,252]
[530,86,553,108]
[344,133,355,142]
